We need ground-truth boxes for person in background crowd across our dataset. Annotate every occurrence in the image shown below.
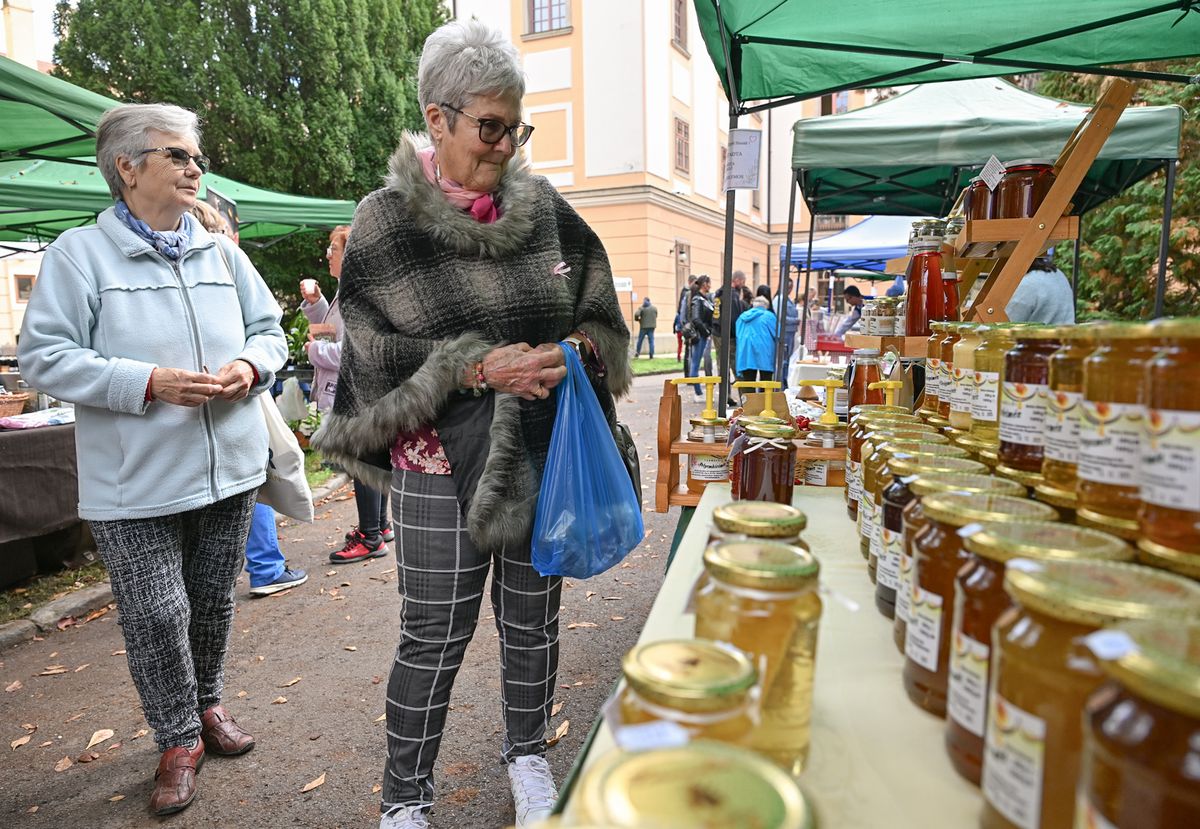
[685,274,715,400]
[766,284,800,385]
[675,274,696,362]
[190,201,307,599]
[886,273,907,297]
[736,295,778,383]
[633,296,658,359]
[711,270,747,386]
[312,20,630,829]
[19,103,287,816]
[302,226,395,561]
[835,284,866,336]
[1005,254,1076,324]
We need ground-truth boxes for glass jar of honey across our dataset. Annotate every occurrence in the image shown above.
[922,322,947,417]
[877,454,991,619]
[1139,317,1200,568]
[945,523,1132,785]
[845,411,920,517]
[617,639,757,746]
[854,424,944,549]
[694,541,822,775]
[686,415,731,494]
[893,473,1025,654]
[981,559,1200,829]
[728,414,788,499]
[934,322,968,425]
[713,501,809,549]
[860,434,959,563]
[847,348,884,412]
[905,493,1057,718]
[971,325,1032,447]
[998,327,1062,477]
[1077,322,1164,540]
[1037,324,1098,507]
[802,422,847,487]
[735,423,797,504]
[950,324,989,431]
[1079,620,1200,829]
[569,741,815,829]
[995,162,1056,219]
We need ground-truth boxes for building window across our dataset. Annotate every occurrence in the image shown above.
[673,0,688,50]
[752,261,761,286]
[820,94,833,116]
[674,118,690,174]
[751,187,761,210]
[529,0,569,34]
[14,274,35,302]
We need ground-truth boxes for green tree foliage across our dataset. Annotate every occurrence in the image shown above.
[1036,63,1199,319]
[52,0,444,297]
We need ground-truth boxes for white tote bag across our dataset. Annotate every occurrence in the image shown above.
[257,393,314,523]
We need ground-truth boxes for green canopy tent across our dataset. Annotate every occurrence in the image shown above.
[0,55,114,164]
[693,0,1200,404]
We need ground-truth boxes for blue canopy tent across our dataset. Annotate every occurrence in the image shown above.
[779,215,916,273]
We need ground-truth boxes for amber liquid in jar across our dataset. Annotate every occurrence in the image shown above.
[878,474,916,618]
[922,323,944,416]
[1041,334,1096,494]
[950,325,987,431]
[905,250,945,338]
[937,326,963,419]
[970,327,1020,446]
[847,350,884,412]
[999,335,1060,473]
[846,412,922,518]
[996,163,1055,219]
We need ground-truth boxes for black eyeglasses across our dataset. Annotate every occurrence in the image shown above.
[439,103,534,147]
[137,146,210,173]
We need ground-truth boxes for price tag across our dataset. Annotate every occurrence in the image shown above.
[979,155,1005,191]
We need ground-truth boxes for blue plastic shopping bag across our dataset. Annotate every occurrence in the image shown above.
[531,344,645,578]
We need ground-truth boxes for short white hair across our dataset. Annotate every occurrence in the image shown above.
[96,103,201,199]
[418,19,525,130]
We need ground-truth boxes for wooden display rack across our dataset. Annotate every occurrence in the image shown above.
[843,333,930,358]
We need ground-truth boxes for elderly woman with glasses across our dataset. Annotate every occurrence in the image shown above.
[314,19,630,829]
[18,103,286,817]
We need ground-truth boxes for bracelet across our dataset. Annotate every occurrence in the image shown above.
[471,361,488,397]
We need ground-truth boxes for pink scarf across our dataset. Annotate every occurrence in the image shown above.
[418,146,500,224]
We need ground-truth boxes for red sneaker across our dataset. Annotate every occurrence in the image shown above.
[329,529,387,563]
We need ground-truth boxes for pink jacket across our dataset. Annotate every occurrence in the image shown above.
[302,294,342,412]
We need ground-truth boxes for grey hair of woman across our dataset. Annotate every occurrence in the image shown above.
[95,103,201,199]
[417,19,526,130]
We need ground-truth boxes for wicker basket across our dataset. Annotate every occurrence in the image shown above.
[0,392,29,417]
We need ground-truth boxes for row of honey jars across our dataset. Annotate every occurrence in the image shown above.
[963,161,1056,221]
[948,323,989,431]
[980,558,1200,829]
[965,324,1042,453]
[844,408,923,517]
[857,430,952,562]
[995,327,1063,488]
[944,521,1133,786]
[1034,324,1098,513]
[921,321,971,427]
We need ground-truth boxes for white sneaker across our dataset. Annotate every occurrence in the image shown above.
[508,754,558,826]
[380,804,429,829]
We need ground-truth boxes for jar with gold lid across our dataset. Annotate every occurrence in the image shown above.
[734,422,797,504]
[1036,324,1099,509]
[686,415,731,494]
[1077,322,1165,540]
[893,473,1025,654]
[876,454,990,619]
[950,324,989,431]
[997,327,1062,484]
[859,435,961,563]
[854,425,945,551]
[945,522,1132,785]
[904,493,1057,718]
[922,321,947,417]
[616,639,757,746]
[712,501,809,549]
[694,541,822,775]
[845,408,916,514]
[1139,317,1200,570]
[981,559,1200,829]
[802,421,847,487]
[1079,620,1200,829]
[728,414,787,497]
[568,741,816,829]
[933,322,969,426]
[970,325,1039,449]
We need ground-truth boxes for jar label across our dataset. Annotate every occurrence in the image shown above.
[1043,390,1082,464]
[869,509,883,561]
[1141,408,1200,512]
[983,694,1046,829]
[689,454,729,482]
[950,366,974,414]
[1074,792,1118,829]
[878,527,902,589]
[947,632,990,737]
[999,382,1048,447]
[971,371,1001,422]
[896,549,914,623]
[847,460,863,502]
[805,461,828,487]
[1078,401,1143,485]
[904,580,943,672]
[857,492,872,539]
[927,357,942,397]
[940,360,954,397]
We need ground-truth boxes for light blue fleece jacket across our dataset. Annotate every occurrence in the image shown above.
[18,207,287,520]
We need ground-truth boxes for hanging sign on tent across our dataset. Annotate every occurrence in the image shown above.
[723,129,762,191]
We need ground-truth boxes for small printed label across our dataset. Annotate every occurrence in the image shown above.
[689,454,729,482]
[905,581,943,672]
[948,632,991,737]
[1043,390,1082,464]
[1000,382,1049,448]
[1141,409,1200,512]
[950,367,974,414]
[805,461,829,487]
[878,526,902,589]
[869,509,883,562]
[1078,401,1143,486]
[896,548,914,623]
[857,493,872,539]
[847,460,863,503]
[971,371,1001,423]
[927,357,943,398]
[980,155,1006,190]
[940,360,954,404]
[613,720,692,752]
[983,694,1046,829]
[1074,791,1118,829]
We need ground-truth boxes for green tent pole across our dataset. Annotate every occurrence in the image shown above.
[1154,160,1177,319]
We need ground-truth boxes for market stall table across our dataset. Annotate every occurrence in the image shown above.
[561,483,981,826]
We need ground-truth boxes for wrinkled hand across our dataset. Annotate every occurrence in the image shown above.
[483,344,567,401]
[214,360,256,401]
[150,367,223,407]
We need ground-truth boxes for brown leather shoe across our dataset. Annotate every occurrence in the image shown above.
[149,741,204,816]
[200,705,255,756]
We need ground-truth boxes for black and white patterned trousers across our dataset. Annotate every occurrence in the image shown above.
[90,490,256,751]
[382,469,562,813]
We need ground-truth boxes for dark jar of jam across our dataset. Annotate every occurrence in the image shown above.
[965,178,995,222]
[905,245,945,338]
[998,327,1061,474]
[996,162,1055,219]
[736,423,797,504]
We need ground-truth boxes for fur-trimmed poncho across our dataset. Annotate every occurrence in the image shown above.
[313,135,631,551]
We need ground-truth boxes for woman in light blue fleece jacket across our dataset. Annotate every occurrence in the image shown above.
[17,103,286,817]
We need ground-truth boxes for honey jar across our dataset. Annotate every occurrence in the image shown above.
[922,321,947,417]
[802,422,847,487]
[1077,322,1164,539]
[970,325,1034,448]
[893,473,1025,654]
[998,327,1062,478]
[950,324,989,431]
[981,560,1200,829]
[934,322,969,425]
[995,161,1055,219]
[1079,620,1200,829]
[965,177,996,221]
[1036,325,1098,508]
[568,742,815,828]
[860,435,960,564]
[945,522,1132,785]
[845,412,923,518]
[904,493,1057,718]
[694,541,822,775]
[847,348,884,412]
[728,414,787,497]
[686,415,730,494]
[854,425,945,553]
[1139,317,1200,569]
[712,501,809,549]
[735,422,797,504]
[617,639,757,746]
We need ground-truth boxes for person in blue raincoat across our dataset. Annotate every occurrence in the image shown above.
[735,295,779,382]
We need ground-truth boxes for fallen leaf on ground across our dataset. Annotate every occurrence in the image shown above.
[83,606,111,623]
[379,568,395,575]
[371,675,382,685]
[109,795,125,802]
[602,596,623,601]
[445,761,481,776]
[256,655,265,662]
[56,618,76,631]
[566,622,598,630]
[21,723,36,731]
[551,702,564,717]
[344,646,357,652]
[339,581,351,587]
[371,784,382,794]
[106,742,122,752]
[11,735,31,750]
[280,677,302,688]
[54,756,72,772]
[546,720,570,747]
[301,772,326,793]
[5,680,22,692]
[27,805,38,813]
[442,786,479,805]
[131,729,148,740]
[272,696,287,705]
[325,569,337,577]
[74,664,91,673]
[39,741,52,747]
[111,650,125,656]
[236,690,247,699]
[374,714,386,723]
[585,591,596,600]
[77,751,100,763]
[65,712,86,723]
[86,729,115,749]
[269,588,294,598]
[610,616,626,621]
[39,666,69,676]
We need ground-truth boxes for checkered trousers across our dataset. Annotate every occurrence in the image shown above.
[382,469,562,813]
[90,490,256,751]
